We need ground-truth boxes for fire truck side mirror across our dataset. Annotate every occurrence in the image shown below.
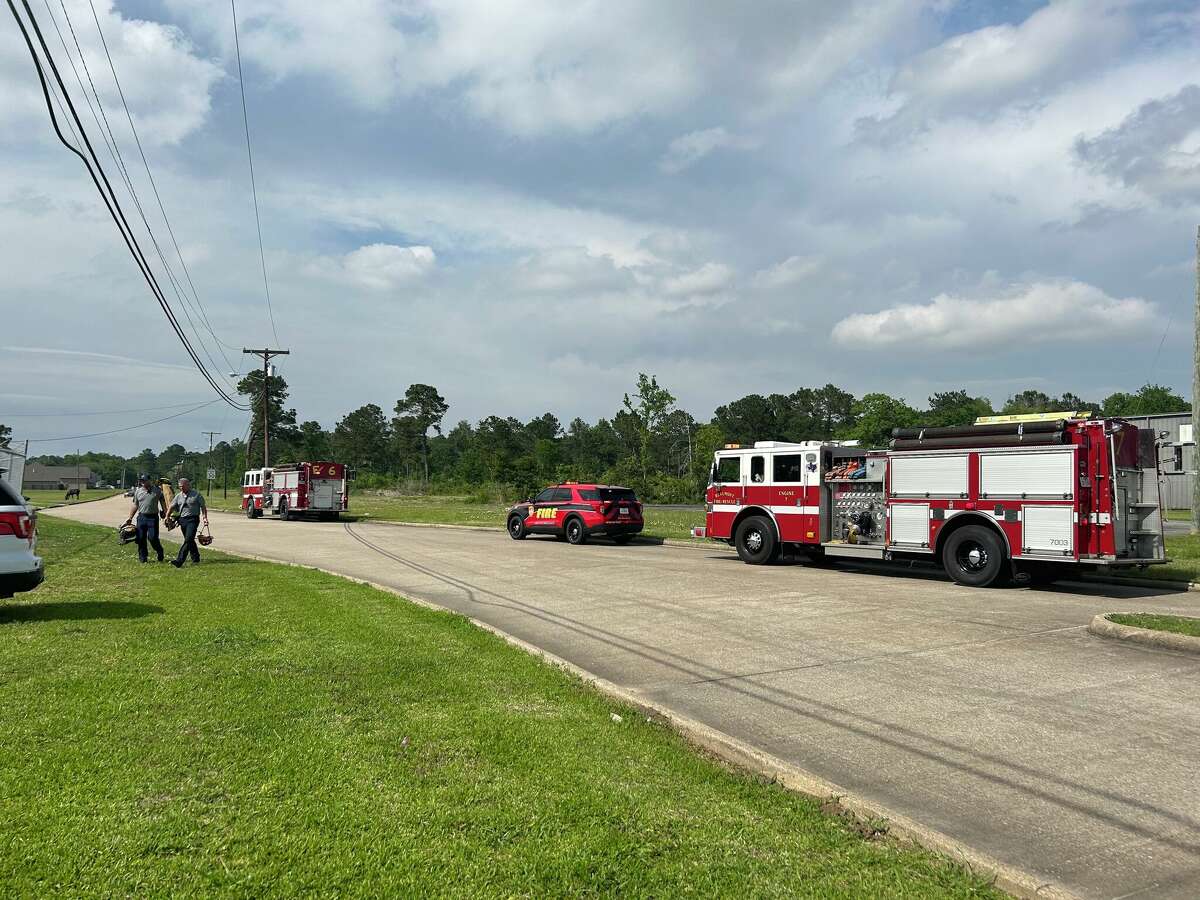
[348,469,357,482]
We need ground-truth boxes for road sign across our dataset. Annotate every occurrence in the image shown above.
[207,468,217,480]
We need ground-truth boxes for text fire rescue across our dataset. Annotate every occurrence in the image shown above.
[693,414,1167,587]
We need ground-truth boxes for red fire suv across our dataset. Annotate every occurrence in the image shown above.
[507,483,643,545]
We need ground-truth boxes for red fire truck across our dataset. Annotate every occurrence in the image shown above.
[692,414,1167,587]
[242,461,349,521]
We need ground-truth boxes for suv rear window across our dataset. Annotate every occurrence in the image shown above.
[598,487,637,502]
[0,480,23,506]
[578,488,600,501]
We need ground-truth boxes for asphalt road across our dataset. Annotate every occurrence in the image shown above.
[48,497,1200,899]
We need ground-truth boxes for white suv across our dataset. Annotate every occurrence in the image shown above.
[0,480,42,599]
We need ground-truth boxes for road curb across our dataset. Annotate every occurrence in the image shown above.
[179,537,1073,900]
[1087,614,1200,654]
[1079,574,1198,592]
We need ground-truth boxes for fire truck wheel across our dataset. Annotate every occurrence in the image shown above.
[507,515,527,540]
[564,516,588,545]
[278,497,292,521]
[735,516,779,565]
[942,525,1008,588]
[245,503,256,519]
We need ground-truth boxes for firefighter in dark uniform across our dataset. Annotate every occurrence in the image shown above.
[168,477,209,568]
[125,473,166,563]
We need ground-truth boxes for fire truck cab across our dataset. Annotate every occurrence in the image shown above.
[693,415,1167,587]
[242,461,349,521]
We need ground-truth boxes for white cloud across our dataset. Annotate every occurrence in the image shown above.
[512,248,632,294]
[1075,84,1200,204]
[752,255,822,289]
[661,262,734,296]
[862,0,1131,138]
[0,0,220,145]
[1,346,194,371]
[831,278,1158,350]
[659,127,758,174]
[337,244,436,290]
[299,178,680,268]
[174,0,928,136]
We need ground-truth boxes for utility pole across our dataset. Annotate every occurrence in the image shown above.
[202,431,221,497]
[1192,225,1199,535]
[243,348,289,468]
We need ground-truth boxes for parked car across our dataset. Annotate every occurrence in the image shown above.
[506,482,644,545]
[0,480,42,599]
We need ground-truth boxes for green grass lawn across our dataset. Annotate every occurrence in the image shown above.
[21,488,122,510]
[0,517,999,897]
[1106,613,1200,637]
[207,491,705,543]
[1144,534,1200,583]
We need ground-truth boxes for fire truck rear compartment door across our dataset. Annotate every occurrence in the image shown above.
[1021,505,1073,556]
[890,455,968,497]
[890,503,930,546]
[311,479,336,509]
[981,450,1073,498]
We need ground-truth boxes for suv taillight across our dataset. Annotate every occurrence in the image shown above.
[0,511,33,540]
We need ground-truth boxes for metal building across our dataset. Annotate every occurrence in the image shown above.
[1118,411,1194,509]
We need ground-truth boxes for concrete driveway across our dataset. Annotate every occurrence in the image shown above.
[47,497,1200,899]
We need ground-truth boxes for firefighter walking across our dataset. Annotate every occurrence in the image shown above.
[169,477,209,568]
[125,473,167,563]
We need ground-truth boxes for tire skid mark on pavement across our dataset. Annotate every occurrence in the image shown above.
[342,523,1200,852]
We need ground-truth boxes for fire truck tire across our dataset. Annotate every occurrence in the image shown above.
[507,515,527,540]
[942,525,1008,588]
[564,516,588,545]
[245,503,256,519]
[735,516,779,565]
[278,497,292,521]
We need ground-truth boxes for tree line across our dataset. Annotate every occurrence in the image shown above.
[10,379,1187,503]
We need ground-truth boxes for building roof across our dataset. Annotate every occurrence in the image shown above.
[24,463,93,481]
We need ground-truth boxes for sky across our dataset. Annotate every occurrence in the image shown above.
[1,0,1199,456]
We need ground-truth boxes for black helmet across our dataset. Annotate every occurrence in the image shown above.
[137,473,150,483]
[118,522,137,544]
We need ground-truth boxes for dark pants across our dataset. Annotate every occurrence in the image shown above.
[175,517,201,565]
[135,513,164,563]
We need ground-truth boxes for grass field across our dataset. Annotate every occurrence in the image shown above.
[21,488,122,510]
[1147,533,1200,583]
[206,491,705,543]
[0,517,998,897]
[1106,612,1200,637]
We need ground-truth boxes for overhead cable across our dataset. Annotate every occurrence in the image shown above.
[230,0,280,345]
[6,0,248,411]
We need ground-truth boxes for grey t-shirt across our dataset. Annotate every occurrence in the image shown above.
[133,485,163,516]
[171,490,207,519]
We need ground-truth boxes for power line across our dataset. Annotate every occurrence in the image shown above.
[1,399,212,417]
[230,0,280,345]
[7,0,248,411]
[43,0,238,389]
[82,0,239,376]
[24,399,220,443]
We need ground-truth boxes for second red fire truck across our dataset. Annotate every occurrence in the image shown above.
[693,414,1167,587]
[242,461,349,521]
